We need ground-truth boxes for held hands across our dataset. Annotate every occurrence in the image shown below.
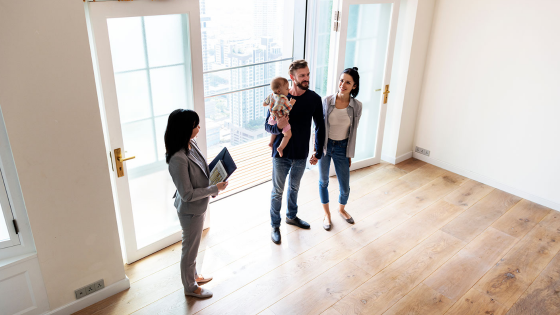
[309,152,319,165]
[216,181,228,191]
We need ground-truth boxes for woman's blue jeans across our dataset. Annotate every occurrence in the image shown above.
[318,139,351,205]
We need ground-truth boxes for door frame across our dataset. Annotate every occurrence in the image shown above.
[87,0,205,264]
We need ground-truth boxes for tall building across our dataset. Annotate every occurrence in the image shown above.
[204,0,285,146]
[200,0,210,94]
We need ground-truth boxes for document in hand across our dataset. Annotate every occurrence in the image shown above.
[208,147,237,185]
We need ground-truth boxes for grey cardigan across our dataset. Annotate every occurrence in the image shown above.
[168,140,219,215]
[322,94,362,158]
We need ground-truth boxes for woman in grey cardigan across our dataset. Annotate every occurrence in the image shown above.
[318,67,362,231]
[165,109,228,298]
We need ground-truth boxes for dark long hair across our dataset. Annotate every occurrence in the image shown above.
[342,67,360,98]
[164,109,200,164]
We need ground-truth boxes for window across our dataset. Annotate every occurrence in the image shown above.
[0,108,34,260]
[307,0,335,98]
[200,0,295,156]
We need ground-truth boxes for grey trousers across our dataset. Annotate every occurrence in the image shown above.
[178,212,205,293]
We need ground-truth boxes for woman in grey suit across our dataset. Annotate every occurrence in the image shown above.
[165,109,228,298]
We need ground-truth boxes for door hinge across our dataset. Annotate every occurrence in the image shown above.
[333,21,340,32]
[333,10,340,21]
[13,220,19,234]
[109,151,114,172]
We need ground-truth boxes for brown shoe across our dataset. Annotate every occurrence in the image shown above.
[196,274,213,284]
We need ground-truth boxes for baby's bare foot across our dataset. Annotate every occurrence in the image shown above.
[277,147,284,157]
[268,142,273,149]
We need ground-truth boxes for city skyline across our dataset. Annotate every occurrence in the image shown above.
[201,0,294,152]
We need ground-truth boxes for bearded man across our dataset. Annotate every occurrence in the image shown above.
[264,59,326,244]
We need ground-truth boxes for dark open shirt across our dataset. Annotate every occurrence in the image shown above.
[264,89,325,159]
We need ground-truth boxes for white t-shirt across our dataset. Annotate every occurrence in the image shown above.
[328,108,351,141]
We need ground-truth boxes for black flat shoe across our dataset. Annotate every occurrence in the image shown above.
[286,217,310,229]
[271,227,281,244]
[340,211,355,224]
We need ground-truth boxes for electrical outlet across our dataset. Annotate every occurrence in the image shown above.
[75,279,104,300]
[75,287,87,300]
[85,283,96,295]
[94,279,105,291]
[415,146,430,156]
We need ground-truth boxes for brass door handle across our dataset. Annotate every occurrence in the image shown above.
[120,156,136,162]
[114,148,135,177]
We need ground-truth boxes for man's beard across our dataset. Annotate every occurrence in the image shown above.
[294,79,309,90]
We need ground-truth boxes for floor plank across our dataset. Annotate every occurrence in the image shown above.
[268,260,372,315]
[345,165,408,203]
[399,164,451,187]
[441,189,520,242]
[132,242,299,315]
[446,287,508,315]
[492,199,551,239]
[474,211,560,308]
[197,234,363,314]
[332,230,465,315]
[506,250,560,315]
[393,158,427,173]
[383,283,453,315]
[424,227,518,302]
[321,307,343,315]
[348,199,464,276]
[443,179,495,209]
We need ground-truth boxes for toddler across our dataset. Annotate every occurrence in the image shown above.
[263,77,296,157]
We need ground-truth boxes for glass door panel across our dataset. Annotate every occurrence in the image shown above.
[106,13,193,249]
[344,3,392,163]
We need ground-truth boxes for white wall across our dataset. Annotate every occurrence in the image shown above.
[382,0,436,163]
[414,0,560,209]
[0,0,126,310]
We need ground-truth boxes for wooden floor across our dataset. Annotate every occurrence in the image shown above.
[74,159,560,315]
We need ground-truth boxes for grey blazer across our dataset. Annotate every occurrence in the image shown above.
[322,94,363,158]
[168,140,219,215]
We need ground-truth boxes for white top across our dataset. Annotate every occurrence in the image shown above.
[328,108,351,141]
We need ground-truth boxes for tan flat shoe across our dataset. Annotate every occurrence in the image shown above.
[196,274,213,284]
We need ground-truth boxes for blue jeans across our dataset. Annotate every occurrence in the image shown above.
[270,157,306,228]
[318,139,350,205]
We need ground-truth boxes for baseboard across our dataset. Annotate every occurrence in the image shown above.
[382,151,413,165]
[412,153,560,212]
[44,277,130,315]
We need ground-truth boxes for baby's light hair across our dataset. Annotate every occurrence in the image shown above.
[270,77,289,94]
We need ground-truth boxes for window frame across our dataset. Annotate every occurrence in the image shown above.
[0,107,36,261]
[0,167,18,249]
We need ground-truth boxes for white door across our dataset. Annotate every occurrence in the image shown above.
[328,0,400,172]
[88,0,205,264]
